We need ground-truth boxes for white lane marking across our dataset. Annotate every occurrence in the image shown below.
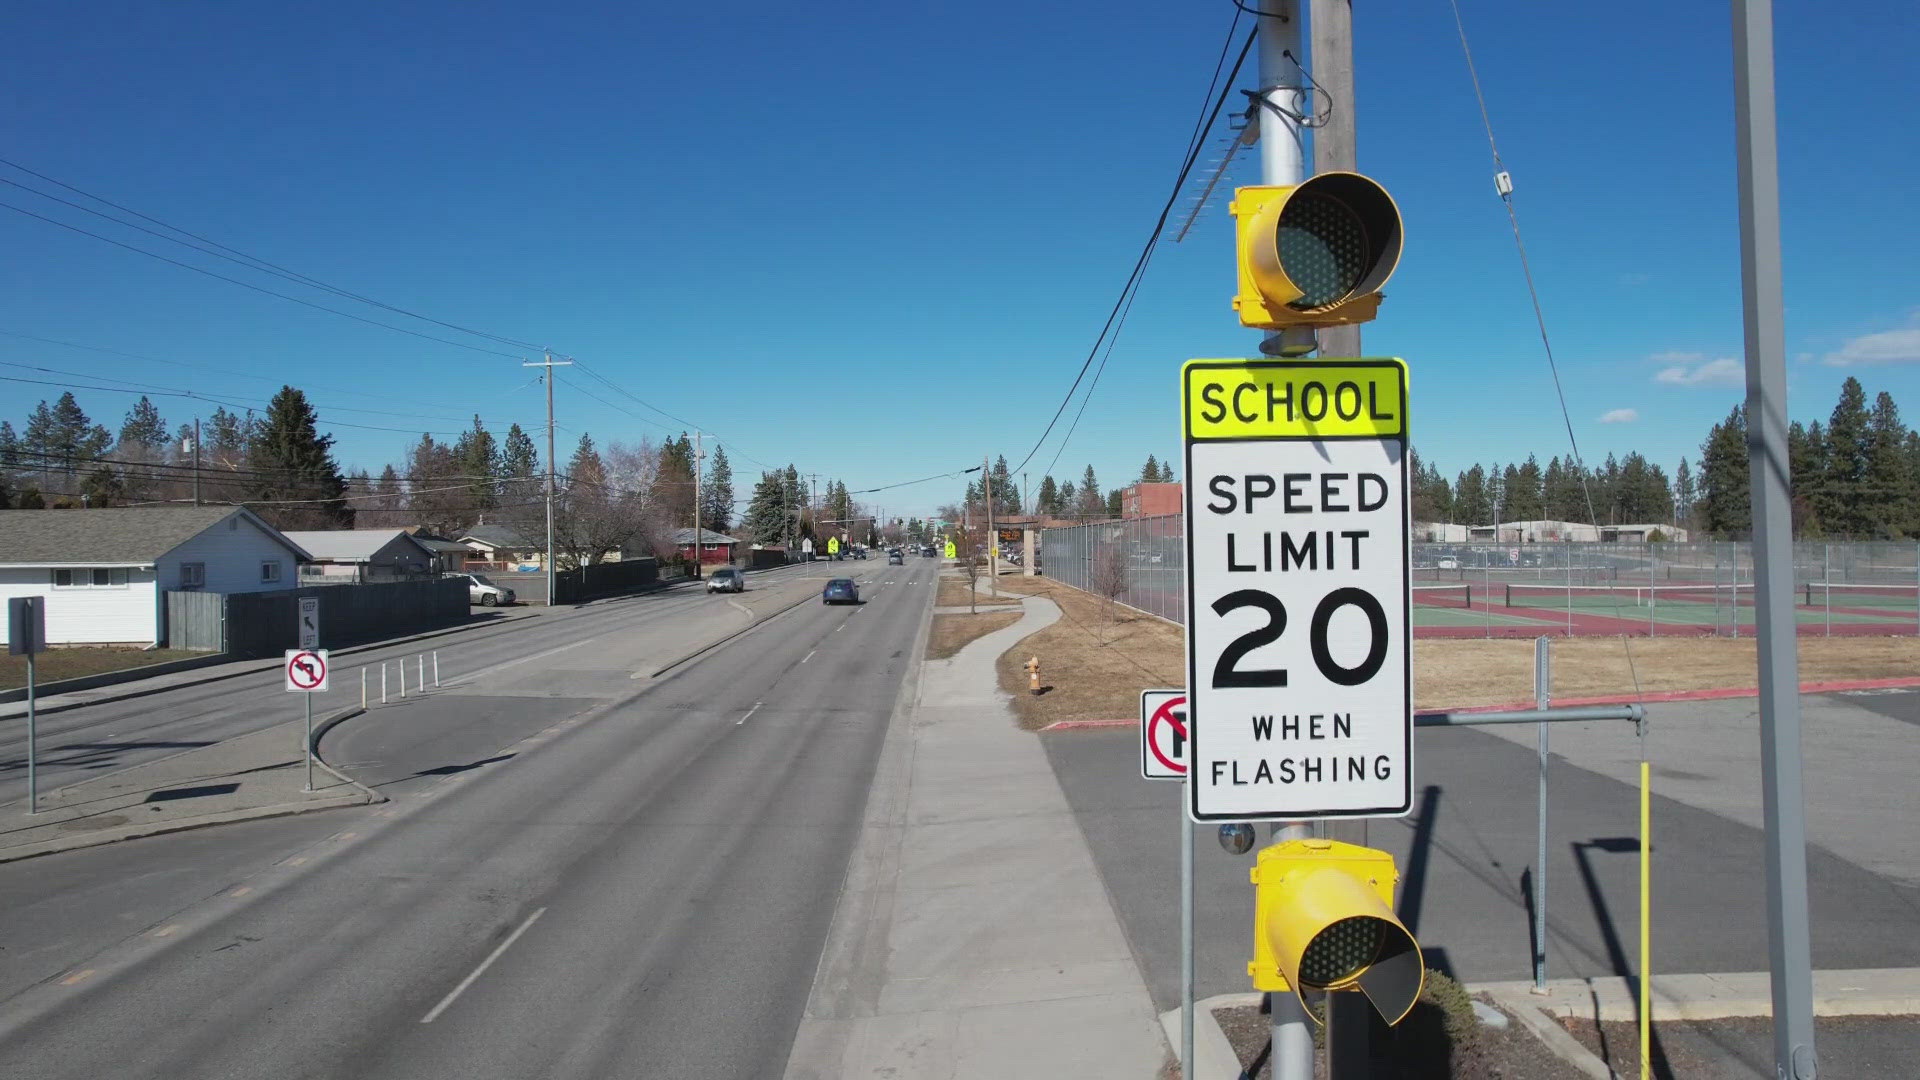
[836,623,845,631]
[737,701,763,726]
[802,649,817,663]
[726,599,751,617]
[442,639,597,686]
[420,907,548,1024]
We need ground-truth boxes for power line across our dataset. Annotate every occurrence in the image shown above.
[0,198,527,360]
[1009,24,1258,477]
[0,373,483,437]
[0,157,549,349]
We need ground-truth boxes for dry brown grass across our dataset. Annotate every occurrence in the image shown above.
[927,610,1025,660]
[937,578,1021,608]
[990,578,1920,725]
[1417,635,1920,708]
[993,577,1184,730]
[0,647,205,692]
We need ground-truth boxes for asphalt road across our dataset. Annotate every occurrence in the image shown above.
[0,557,939,1079]
[1043,693,1920,1006]
[0,562,826,807]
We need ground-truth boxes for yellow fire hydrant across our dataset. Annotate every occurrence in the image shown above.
[1025,656,1041,696]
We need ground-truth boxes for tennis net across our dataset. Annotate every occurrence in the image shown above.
[1504,583,1753,609]
[1804,582,1920,610]
[1412,584,1472,609]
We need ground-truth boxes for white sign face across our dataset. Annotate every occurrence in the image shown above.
[1181,359,1412,821]
[298,596,320,651]
[1140,689,1188,780]
[285,649,329,693]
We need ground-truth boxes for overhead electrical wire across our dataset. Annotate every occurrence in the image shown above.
[1009,23,1258,478]
[0,158,545,352]
[0,198,527,360]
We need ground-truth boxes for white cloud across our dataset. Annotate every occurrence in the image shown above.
[1598,408,1638,424]
[1652,354,1743,386]
[1821,327,1920,367]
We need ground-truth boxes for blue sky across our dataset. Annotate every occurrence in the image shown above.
[1,0,1915,519]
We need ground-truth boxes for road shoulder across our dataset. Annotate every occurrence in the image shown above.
[784,580,1166,1079]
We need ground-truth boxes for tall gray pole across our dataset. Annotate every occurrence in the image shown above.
[1308,3,1372,1073]
[191,417,202,507]
[523,355,572,605]
[693,431,705,573]
[1257,3,1316,1078]
[1731,2,1817,1076]
[983,455,998,595]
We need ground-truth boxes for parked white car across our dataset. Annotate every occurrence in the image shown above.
[462,573,516,606]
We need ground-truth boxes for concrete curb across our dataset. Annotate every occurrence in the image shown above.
[308,705,388,805]
[1475,967,1920,1022]
[1480,992,1615,1080]
[1159,993,1258,1079]
[0,790,373,866]
[0,611,538,721]
[0,705,384,866]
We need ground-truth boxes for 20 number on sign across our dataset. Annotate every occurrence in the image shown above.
[1182,359,1413,822]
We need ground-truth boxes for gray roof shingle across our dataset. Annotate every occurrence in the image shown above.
[0,506,305,565]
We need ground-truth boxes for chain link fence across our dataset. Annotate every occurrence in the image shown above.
[1041,514,1920,637]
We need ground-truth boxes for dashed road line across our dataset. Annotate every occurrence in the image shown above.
[60,970,96,987]
[420,907,548,1024]
[802,649,817,664]
[737,701,763,726]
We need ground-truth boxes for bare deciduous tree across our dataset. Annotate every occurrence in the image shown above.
[1091,543,1130,641]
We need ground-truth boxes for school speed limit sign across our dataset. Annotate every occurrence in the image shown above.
[1181,358,1413,822]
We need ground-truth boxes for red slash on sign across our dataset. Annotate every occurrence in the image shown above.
[285,649,328,692]
[1146,694,1187,776]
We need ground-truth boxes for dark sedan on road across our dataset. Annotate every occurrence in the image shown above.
[822,578,859,605]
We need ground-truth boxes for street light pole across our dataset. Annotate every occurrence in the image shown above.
[523,354,571,605]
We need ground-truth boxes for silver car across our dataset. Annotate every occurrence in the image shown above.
[707,567,745,593]
[464,573,515,606]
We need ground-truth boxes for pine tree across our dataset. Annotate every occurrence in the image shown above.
[0,421,18,470]
[702,445,734,534]
[502,423,539,480]
[1864,390,1913,537]
[23,392,111,481]
[742,470,789,544]
[1822,377,1871,536]
[1035,475,1059,518]
[1058,480,1077,513]
[251,386,349,529]
[1105,488,1122,518]
[1786,421,1821,535]
[653,434,696,532]
[1078,465,1103,518]
[206,407,250,462]
[990,455,1017,516]
[452,415,499,517]
[118,397,168,451]
[1455,465,1489,524]
[1698,404,1750,537]
[1510,455,1545,521]
[1673,458,1695,532]
[1141,454,1161,483]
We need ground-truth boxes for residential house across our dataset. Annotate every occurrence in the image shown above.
[0,506,311,646]
[673,528,739,565]
[459,524,543,570]
[282,529,436,583]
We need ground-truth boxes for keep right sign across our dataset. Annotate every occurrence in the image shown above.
[1181,358,1413,822]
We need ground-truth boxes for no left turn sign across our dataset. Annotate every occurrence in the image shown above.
[285,649,329,693]
[1140,689,1187,780]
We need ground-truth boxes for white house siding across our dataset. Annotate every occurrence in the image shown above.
[0,567,159,645]
[158,514,306,594]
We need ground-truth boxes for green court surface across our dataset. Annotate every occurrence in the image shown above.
[1413,605,1563,628]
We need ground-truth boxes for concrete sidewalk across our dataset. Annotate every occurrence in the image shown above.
[785,583,1166,1078]
[0,709,379,864]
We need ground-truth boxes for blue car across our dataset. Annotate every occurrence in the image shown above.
[822,578,859,605]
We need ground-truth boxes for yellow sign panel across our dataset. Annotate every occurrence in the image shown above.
[1183,358,1406,441]
[828,537,840,554]
[943,540,957,559]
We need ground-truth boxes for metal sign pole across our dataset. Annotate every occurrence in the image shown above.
[1181,773,1194,1080]
[304,692,314,792]
[25,650,37,815]
[1533,636,1551,992]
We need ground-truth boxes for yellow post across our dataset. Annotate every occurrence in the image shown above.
[1640,759,1652,1080]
